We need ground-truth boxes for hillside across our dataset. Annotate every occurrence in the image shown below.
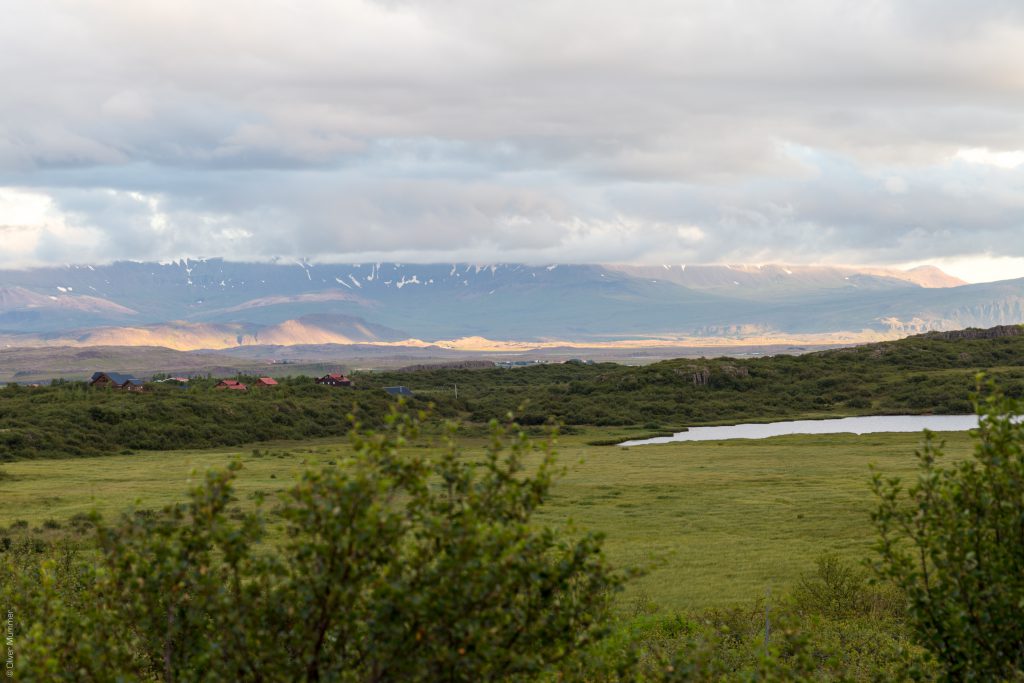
[0,346,284,384]
[0,260,1021,348]
[364,325,1024,427]
[2,325,1023,459]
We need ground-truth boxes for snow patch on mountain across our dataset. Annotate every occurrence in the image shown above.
[396,275,421,289]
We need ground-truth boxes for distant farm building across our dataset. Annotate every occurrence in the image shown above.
[494,360,549,369]
[90,372,144,391]
[215,380,247,391]
[316,373,352,387]
[384,386,414,397]
[255,377,278,387]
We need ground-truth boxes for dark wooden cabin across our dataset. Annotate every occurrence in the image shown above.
[90,372,144,391]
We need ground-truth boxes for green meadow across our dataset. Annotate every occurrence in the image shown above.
[0,426,972,610]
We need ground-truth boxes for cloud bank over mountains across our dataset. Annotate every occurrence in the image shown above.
[2,1,1024,278]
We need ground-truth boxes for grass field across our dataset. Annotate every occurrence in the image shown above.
[0,427,974,611]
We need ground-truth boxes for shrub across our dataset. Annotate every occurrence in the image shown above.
[1,410,620,680]
[872,379,1024,680]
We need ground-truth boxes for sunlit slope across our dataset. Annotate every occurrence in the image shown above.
[0,260,1020,345]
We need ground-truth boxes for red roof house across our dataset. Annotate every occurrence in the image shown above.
[255,377,278,387]
[215,379,247,391]
[315,373,353,387]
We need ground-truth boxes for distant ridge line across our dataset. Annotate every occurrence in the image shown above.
[395,360,497,373]
[923,325,1024,341]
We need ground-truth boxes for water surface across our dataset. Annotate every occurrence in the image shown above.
[619,414,979,446]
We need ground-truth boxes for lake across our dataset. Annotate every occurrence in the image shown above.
[619,414,979,446]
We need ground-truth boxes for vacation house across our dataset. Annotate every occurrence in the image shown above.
[315,373,353,387]
[89,372,144,391]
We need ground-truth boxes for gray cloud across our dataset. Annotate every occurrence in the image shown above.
[2,0,1024,274]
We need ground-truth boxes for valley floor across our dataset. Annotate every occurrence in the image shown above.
[0,427,972,610]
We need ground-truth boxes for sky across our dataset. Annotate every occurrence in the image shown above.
[2,1,1024,282]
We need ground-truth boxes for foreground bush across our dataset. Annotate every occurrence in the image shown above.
[873,380,1024,680]
[1,411,620,681]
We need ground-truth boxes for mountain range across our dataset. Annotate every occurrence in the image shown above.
[0,259,1021,351]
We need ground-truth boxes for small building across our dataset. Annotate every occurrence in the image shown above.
[254,377,278,387]
[215,379,247,391]
[384,385,414,397]
[90,372,144,391]
[316,373,353,387]
[494,360,549,369]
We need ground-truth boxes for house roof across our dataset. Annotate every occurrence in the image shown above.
[91,372,143,386]
[317,373,351,382]
[257,377,278,385]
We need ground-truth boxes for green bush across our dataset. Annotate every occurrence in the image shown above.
[873,379,1024,680]
[1,411,621,681]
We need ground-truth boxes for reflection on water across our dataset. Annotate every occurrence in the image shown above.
[619,414,979,446]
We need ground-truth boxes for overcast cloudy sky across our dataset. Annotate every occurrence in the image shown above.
[2,1,1024,281]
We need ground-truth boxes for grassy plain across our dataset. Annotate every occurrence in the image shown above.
[0,426,973,610]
